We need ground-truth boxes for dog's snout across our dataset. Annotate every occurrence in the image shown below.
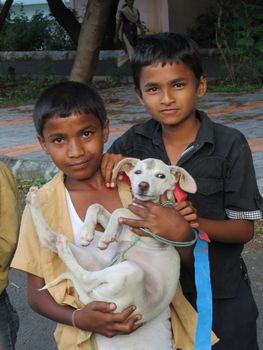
[139,181,149,193]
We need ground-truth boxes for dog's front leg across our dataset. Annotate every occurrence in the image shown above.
[81,204,111,245]
[98,208,138,249]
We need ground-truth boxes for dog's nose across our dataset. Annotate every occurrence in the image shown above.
[139,181,149,193]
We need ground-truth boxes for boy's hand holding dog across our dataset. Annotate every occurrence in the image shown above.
[119,195,198,265]
[119,195,198,241]
[73,302,142,337]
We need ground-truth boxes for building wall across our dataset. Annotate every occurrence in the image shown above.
[69,0,213,36]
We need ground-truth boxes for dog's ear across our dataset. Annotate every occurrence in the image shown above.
[170,166,197,193]
[112,157,140,178]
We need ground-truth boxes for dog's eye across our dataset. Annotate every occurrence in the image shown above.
[156,173,166,179]
[134,170,142,175]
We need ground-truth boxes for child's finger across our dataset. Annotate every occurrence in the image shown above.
[113,315,144,335]
[119,216,144,228]
[91,301,117,312]
[111,305,138,323]
[100,154,112,186]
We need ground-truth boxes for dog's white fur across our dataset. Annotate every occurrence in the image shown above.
[26,158,196,324]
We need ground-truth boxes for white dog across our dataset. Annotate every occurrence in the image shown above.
[26,158,197,324]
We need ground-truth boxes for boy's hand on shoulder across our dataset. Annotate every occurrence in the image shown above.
[74,301,142,337]
[101,153,125,188]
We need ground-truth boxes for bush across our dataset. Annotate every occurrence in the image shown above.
[188,0,263,83]
[0,8,76,51]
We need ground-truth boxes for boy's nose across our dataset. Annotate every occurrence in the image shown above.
[160,90,174,104]
[68,139,85,158]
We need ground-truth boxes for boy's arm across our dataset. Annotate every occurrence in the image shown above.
[0,163,20,272]
[28,273,142,337]
[198,137,261,244]
[198,218,254,244]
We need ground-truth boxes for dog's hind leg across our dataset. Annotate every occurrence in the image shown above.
[56,234,108,292]
[80,204,111,245]
[40,271,93,305]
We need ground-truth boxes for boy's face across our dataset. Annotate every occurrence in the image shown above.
[136,61,206,129]
[38,112,109,181]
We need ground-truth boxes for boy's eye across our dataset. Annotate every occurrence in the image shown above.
[173,82,184,88]
[53,137,63,144]
[134,170,142,175]
[145,86,159,93]
[83,130,93,137]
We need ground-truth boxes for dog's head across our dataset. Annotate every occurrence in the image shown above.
[113,158,197,202]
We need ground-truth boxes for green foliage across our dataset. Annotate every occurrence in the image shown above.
[0,8,76,51]
[217,0,263,82]
[0,75,66,105]
[188,0,263,83]
[208,81,262,93]
[104,65,130,88]
[17,178,48,194]
[187,9,217,48]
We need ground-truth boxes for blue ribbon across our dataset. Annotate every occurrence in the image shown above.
[194,236,213,350]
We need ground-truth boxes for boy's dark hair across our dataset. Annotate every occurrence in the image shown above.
[33,81,107,136]
[131,32,204,91]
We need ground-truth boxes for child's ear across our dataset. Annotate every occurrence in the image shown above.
[102,119,110,143]
[37,135,49,154]
[197,75,207,97]
[135,87,144,105]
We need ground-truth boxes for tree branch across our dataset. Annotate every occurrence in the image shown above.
[46,0,81,45]
[0,0,13,32]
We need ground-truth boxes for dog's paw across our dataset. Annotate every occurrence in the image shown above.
[26,186,39,205]
[80,232,94,246]
[98,234,116,250]
[80,222,97,246]
[97,239,109,250]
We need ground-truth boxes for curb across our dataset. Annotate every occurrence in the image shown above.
[0,155,57,181]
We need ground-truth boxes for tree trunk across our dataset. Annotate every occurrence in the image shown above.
[70,0,114,84]
[46,0,80,45]
[101,0,119,49]
[0,0,13,32]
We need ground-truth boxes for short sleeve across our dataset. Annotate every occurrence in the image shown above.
[224,140,263,220]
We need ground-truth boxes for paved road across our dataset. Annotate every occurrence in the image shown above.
[1,85,263,349]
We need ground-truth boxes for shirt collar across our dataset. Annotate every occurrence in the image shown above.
[135,111,215,150]
[135,119,163,146]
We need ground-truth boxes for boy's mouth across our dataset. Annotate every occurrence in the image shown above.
[159,108,179,114]
[68,161,89,169]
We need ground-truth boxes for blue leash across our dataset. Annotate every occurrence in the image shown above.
[194,236,213,350]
